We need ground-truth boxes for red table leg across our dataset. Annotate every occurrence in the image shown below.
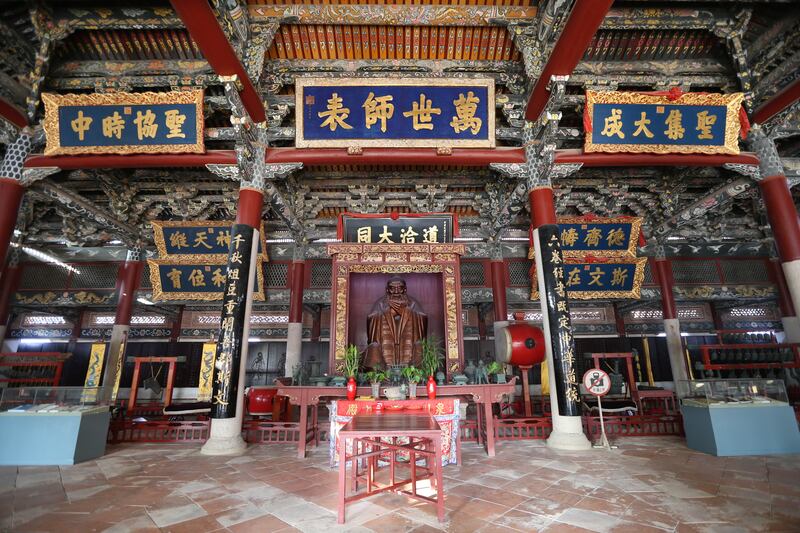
[337,435,347,524]
[128,360,142,413]
[483,400,496,457]
[164,361,176,407]
[297,398,309,459]
[434,434,444,522]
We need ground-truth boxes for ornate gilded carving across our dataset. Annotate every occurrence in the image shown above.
[41,90,205,156]
[584,90,744,155]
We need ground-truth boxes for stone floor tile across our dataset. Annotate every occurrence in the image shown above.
[145,501,207,528]
[214,502,271,527]
[227,513,294,533]
[554,508,621,533]
[159,514,226,533]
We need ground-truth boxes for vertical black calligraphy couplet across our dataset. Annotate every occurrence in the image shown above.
[210,223,255,419]
[536,224,581,417]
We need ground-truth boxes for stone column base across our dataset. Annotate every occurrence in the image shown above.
[201,417,247,456]
[547,414,592,451]
[783,259,800,319]
[664,318,688,384]
[285,322,302,377]
[781,316,800,344]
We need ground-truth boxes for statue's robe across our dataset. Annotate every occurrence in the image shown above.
[366,303,426,368]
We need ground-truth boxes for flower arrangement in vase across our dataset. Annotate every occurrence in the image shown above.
[486,361,506,383]
[402,365,423,399]
[420,336,444,399]
[365,369,387,399]
[343,344,361,400]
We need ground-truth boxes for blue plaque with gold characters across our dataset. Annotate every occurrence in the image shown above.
[557,217,641,258]
[42,90,204,156]
[151,221,267,259]
[296,77,494,148]
[147,258,265,302]
[584,90,744,155]
[531,258,647,300]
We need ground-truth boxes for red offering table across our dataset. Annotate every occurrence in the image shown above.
[330,398,459,466]
[278,377,517,459]
[337,414,444,524]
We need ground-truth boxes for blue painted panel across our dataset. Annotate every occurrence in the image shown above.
[0,410,110,465]
[682,404,800,456]
[591,103,727,147]
[302,85,490,141]
[58,103,199,147]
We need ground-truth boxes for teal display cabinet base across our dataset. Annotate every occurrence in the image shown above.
[0,408,111,465]
[681,404,800,456]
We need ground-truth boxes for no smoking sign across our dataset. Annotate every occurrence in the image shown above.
[582,369,611,397]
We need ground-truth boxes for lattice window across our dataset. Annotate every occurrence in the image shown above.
[91,313,166,326]
[720,260,769,284]
[630,308,663,321]
[508,260,533,287]
[21,314,67,327]
[643,262,654,285]
[19,264,70,290]
[265,263,289,287]
[310,261,332,288]
[460,262,485,286]
[671,260,720,284]
[726,306,777,319]
[139,262,152,289]
[70,264,120,289]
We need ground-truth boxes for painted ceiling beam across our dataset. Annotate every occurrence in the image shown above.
[25,151,237,170]
[248,4,537,26]
[554,149,760,167]
[264,147,527,166]
[169,0,266,123]
[752,78,800,125]
[26,148,764,170]
[524,0,614,121]
[0,96,27,128]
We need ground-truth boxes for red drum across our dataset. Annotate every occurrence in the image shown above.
[497,323,546,367]
[247,387,277,415]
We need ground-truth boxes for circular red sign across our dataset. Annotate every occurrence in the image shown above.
[582,369,611,397]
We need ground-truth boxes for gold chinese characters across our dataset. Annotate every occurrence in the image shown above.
[317,91,483,135]
[69,107,189,141]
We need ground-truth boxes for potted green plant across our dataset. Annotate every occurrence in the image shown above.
[486,361,506,384]
[343,344,360,400]
[365,369,387,399]
[402,365,423,399]
[420,336,444,398]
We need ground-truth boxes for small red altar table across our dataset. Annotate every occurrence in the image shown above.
[337,414,444,524]
[278,377,516,459]
[330,399,459,466]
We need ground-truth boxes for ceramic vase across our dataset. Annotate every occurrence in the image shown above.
[427,375,436,399]
[409,382,417,399]
[346,376,357,401]
[371,383,380,399]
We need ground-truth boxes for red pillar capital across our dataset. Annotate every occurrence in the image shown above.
[236,188,264,229]
[759,175,800,263]
[490,260,508,322]
[653,258,677,320]
[289,260,306,323]
[529,187,557,229]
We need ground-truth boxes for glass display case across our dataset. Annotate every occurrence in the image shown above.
[677,379,788,408]
[0,386,108,414]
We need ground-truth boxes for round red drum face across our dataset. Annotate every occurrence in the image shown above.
[499,323,546,366]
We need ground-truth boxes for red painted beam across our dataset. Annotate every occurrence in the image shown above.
[24,150,236,169]
[752,78,800,125]
[0,97,27,128]
[525,0,614,121]
[25,148,761,169]
[554,148,760,167]
[170,0,266,123]
[265,147,526,166]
